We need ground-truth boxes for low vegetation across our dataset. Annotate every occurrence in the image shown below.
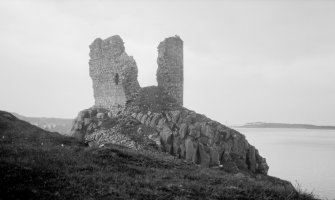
[0,111,318,200]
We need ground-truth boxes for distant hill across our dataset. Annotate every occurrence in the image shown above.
[11,112,73,135]
[236,122,335,130]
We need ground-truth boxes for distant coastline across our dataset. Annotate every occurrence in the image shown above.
[11,112,73,135]
[235,122,335,130]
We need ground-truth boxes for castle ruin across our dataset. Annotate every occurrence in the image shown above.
[72,34,269,174]
[89,35,183,112]
[157,36,183,106]
[89,35,141,114]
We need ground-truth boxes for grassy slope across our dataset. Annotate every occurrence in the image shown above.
[0,111,318,200]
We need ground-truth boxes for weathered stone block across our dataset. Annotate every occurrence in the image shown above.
[201,124,214,138]
[150,113,161,127]
[185,137,195,161]
[83,118,92,126]
[77,110,89,122]
[96,112,105,119]
[209,147,220,166]
[157,118,166,130]
[131,112,137,118]
[160,124,173,145]
[189,124,200,138]
[198,143,210,167]
[247,146,256,173]
[136,113,143,121]
[179,123,188,139]
[140,114,147,124]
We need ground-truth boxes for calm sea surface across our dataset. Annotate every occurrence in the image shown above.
[235,128,335,200]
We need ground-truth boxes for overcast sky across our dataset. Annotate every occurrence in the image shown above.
[0,0,334,125]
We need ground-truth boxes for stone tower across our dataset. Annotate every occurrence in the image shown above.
[89,35,140,113]
[157,36,184,106]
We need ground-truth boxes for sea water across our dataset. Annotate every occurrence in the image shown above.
[235,128,335,200]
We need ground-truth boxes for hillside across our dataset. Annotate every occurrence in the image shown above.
[11,112,73,135]
[237,122,335,130]
[0,110,318,200]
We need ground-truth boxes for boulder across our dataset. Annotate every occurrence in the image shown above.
[198,137,209,145]
[89,109,97,118]
[136,112,143,121]
[88,141,99,148]
[150,113,161,127]
[221,151,231,163]
[179,123,188,139]
[192,142,200,164]
[209,147,220,166]
[96,112,105,119]
[83,118,92,126]
[189,124,200,138]
[247,146,256,173]
[201,124,214,138]
[87,122,97,132]
[157,118,166,130]
[145,115,152,126]
[170,110,181,123]
[257,158,269,174]
[160,124,173,153]
[179,140,186,158]
[172,134,182,156]
[164,112,172,122]
[77,110,89,122]
[131,112,137,118]
[185,137,195,161]
[198,143,210,167]
[140,114,147,124]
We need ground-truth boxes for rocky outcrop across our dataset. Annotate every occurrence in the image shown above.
[89,35,140,115]
[129,108,269,174]
[71,105,268,174]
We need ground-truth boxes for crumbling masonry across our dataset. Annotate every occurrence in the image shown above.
[89,35,183,113]
[89,35,183,112]
[89,35,141,114]
[157,36,183,106]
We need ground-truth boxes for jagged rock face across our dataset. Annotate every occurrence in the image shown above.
[157,36,183,106]
[71,104,269,175]
[89,35,140,115]
[130,108,269,174]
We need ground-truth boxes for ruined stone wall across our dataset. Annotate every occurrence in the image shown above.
[89,35,140,114]
[157,36,183,106]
